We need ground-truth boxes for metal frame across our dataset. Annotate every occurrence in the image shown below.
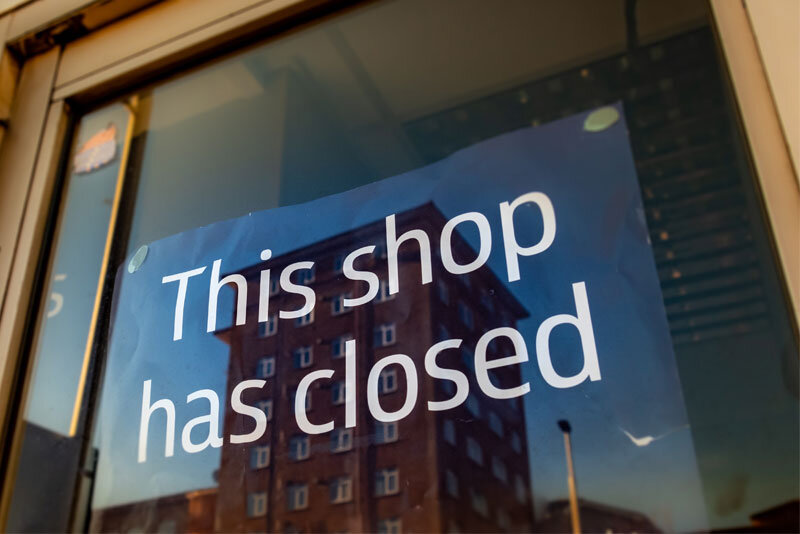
[0,0,796,529]
[710,0,799,326]
[0,65,69,527]
[0,47,63,474]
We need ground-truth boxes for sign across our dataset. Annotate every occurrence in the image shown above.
[91,105,706,532]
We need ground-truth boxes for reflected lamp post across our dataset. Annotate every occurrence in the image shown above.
[558,419,582,534]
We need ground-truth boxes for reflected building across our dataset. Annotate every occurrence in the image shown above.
[533,499,662,533]
[90,488,217,533]
[403,27,800,528]
[214,203,534,533]
[404,28,775,349]
[711,500,800,533]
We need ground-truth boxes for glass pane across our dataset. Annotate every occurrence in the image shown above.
[7,103,133,532]
[10,1,798,534]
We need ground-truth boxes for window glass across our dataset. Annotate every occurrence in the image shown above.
[7,1,798,534]
[6,103,134,531]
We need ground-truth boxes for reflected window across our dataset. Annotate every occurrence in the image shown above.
[436,324,450,342]
[297,265,315,285]
[377,518,401,534]
[331,334,353,359]
[461,347,475,372]
[329,476,353,504]
[287,484,309,511]
[375,279,394,303]
[372,243,387,260]
[256,356,275,379]
[292,346,313,369]
[330,428,353,453]
[295,309,314,327]
[466,437,483,465]
[269,276,279,296]
[445,470,459,497]
[470,489,489,518]
[440,378,456,398]
[491,456,508,483]
[375,468,399,497]
[331,381,346,406]
[443,419,456,446]
[257,399,273,422]
[514,475,527,504]
[457,302,473,330]
[333,254,345,275]
[289,435,310,461]
[375,421,398,444]
[250,445,270,469]
[437,280,449,304]
[378,368,397,394]
[156,519,177,533]
[247,492,268,518]
[465,394,481,418]
[373,323,396,347]
[258,316,278,337]
[488,411,504,437]
[331,293,351,316]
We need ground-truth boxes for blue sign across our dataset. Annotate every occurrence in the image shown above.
[91,104,707,532]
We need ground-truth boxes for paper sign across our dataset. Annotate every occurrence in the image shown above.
[90,105,706,533]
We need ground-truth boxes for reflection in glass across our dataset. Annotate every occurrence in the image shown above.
[209,205,534,533]
[7,103,132,532]
[9,1,796,533]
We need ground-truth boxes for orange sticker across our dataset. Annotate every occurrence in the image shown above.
[73,123,117,174]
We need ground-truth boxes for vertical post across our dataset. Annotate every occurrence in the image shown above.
[558,419,581,534]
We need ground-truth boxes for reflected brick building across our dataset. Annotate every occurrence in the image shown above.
[215,203,534,533]
[90,488,216,533]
